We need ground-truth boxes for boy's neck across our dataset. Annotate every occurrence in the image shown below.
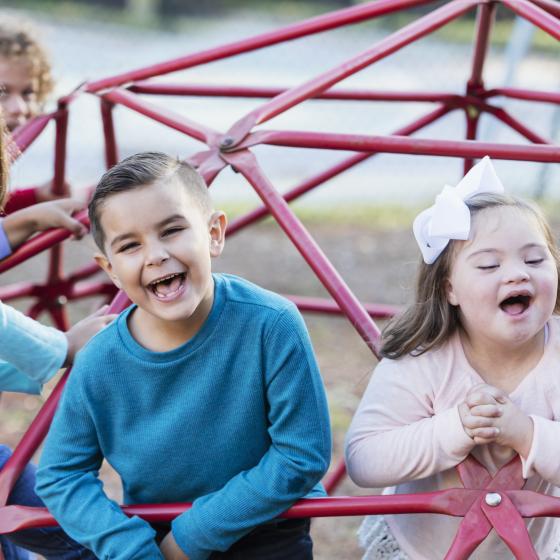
[128,293,215,353]
[459,327,545,394]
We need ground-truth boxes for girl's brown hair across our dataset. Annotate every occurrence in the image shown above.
[382,193,560,360]
[0,16,54,106]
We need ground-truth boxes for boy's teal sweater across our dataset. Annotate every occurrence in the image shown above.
[36,274,331,560]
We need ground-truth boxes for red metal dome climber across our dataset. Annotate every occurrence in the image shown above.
[0,0,558,558]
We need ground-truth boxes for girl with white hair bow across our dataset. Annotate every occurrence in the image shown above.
[345,156,560,559]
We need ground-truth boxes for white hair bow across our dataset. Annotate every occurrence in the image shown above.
[413,156,505,264]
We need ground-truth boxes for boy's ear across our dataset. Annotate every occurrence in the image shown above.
[208,211,227,258]
[94,252,122,290]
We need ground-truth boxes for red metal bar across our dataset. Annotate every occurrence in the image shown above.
[444,500,492,560]
[224,0,478,145]
[239,129,560,162]
[227,105,452,235]
[188,149,228,186]
[101,88,221,146]
[0,489,485,535]
[501,0,560,40]
[481,494,538,559]
[462,0,494,175]
[509,490,560,517]
[101,100,119,169]
[129,82,463,105]
[286,294,400,320]
[463,108,480,173]
[0,283,36,301]
[223,149,381,354]
[482,105,552,145]
[66,261,104,283]
[483,87,560,105]
[45,106,71,329]
[10,113,56,158]
[323,459,347,495]
[0,371,70,507]
[0,291,130,508]
[532,0,560,18]
[456,455,492,489]
[85,0,435,93]
[67,281,117,300]
[466,2,495,92]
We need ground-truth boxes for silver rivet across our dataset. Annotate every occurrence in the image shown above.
[485,492,502,506]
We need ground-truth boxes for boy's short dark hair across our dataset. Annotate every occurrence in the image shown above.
[89,152,211,251]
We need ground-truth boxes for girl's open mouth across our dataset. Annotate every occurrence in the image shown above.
[499,294,531,316]
[148,272,186,300]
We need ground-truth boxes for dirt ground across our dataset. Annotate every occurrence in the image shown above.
[0,216,420,560]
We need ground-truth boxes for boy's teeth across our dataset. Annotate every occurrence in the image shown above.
[154,276,182,296]
[150,273,184,297]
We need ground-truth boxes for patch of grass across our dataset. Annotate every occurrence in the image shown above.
[221,201,423,229]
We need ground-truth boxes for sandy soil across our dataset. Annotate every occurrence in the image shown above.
[0,218,419,559]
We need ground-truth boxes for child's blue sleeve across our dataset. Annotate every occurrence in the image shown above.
[36,359,163,560]
[0,301,67,394]
[0,220,12,260]
[171,305,332,560]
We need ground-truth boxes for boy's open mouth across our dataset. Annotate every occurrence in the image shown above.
[148,272,186,299]
[499,293,532,316]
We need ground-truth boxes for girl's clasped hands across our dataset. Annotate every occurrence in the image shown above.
[459,382,534,457]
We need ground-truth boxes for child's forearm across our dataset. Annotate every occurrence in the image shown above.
[2,208,38,250]
[507,413,534,459]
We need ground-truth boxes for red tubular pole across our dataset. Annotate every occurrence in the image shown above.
[444,501,492,560]
[224,0,478,143]
[242,130,560,162]
[286,294,400,320]
[466,2,495,92]
[227,105,453,236]
[323,459,347,495]
[86,0,435,93]
[463,2,495,173]
[101,88,221,145]
[45,107,71,330]
[101,100,119,169]
[501,0,560,40]
[531,0,560,18]
[483,87,560,105]
[481,495,538,560]
[10,113,56,157]
[0,283,36,301]
[129,82,462,105]
[0,291,131,508]
[483,105,551,145]
[0,489,485,535]
[0,370,72,507]
[224,149,381,354]
[463,109,480,174]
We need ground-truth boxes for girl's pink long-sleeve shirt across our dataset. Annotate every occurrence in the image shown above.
[345,317,560,559]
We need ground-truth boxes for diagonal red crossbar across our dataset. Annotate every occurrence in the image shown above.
[1,2,559,558]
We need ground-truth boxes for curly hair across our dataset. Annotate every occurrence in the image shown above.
[0,15,54,106]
